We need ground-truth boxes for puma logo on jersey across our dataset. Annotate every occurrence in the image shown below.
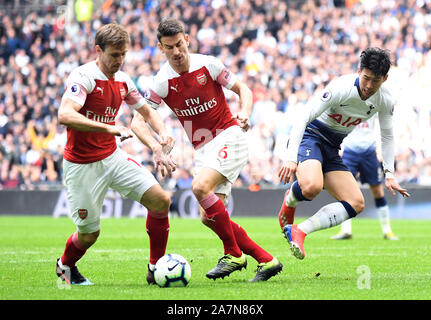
[170,85,178,92]
[95,86,104,95]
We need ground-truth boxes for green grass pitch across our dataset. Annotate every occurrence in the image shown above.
[0,215,430,300]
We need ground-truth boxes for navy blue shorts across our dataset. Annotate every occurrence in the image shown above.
[297,129,349,173]
[342,146,383,185]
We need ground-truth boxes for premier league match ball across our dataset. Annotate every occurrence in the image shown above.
[154,253,191,287]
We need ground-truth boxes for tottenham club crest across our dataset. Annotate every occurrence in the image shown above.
[196,73,207,86]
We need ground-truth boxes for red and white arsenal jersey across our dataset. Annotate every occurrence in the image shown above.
[62,61,145,163]
[144,54,239,149]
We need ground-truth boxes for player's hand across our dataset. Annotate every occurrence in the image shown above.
[278,161,297,185]
[385,178,410,197]
[153,146,177,178]
[110,125,133,142]
[232,112,250,132]
[159,133,175,155]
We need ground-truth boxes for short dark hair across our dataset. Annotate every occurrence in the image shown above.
[157,17,185,42]
[359,47,392,77]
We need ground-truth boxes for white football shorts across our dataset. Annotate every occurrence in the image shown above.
[194,125,249,196]
[63,148,158,233]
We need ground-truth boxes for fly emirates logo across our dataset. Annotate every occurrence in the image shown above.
[86,106,117,123]
[174,97,217,117]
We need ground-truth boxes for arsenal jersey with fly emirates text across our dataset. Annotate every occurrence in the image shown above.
[62,61,145,163]
[144,54,239,149]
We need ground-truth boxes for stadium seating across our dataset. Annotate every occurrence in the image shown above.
[1,0,430,191]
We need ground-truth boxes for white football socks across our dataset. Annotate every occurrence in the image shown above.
[335,205,392,235]
[340,218,353,234]
[298,202,351,235]
[285,185,299,207]
[377,205,392,234]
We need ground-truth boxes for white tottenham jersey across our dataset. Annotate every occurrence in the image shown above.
[343,115,378,152]
[286,73,395,176]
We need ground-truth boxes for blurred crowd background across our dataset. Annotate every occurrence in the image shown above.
[1,0,431,194]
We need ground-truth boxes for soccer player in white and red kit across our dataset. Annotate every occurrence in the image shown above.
[277,48,409,260]
[55,23,176,285]
[132,18,282,282]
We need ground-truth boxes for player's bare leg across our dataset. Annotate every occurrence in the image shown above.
[282,159,323,259]
[140,184,171,284]
[296,159,325,200]
[323,170,365,214]
[77,231,100,248]
[278,159,323,229]
[284,162,364,259]
[288,171,364,258]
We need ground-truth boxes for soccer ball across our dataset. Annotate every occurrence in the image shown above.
[154,253,191,287]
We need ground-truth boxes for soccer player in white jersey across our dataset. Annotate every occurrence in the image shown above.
[132,18,282,282]
[331,115,398,240]
[55,23,176,285]
[277,47,409,260]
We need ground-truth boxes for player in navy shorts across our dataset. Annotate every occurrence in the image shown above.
[331,117,398,240]
[297,121,350,174]
[277,48,409,260]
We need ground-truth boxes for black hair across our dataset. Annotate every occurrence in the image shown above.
[157,17,185,42]
[359,47,392,77]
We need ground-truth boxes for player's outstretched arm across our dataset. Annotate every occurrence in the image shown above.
[384,177,410,197]
[135,104,175,150]
[230,80,253,131]
[131,110,176,178]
